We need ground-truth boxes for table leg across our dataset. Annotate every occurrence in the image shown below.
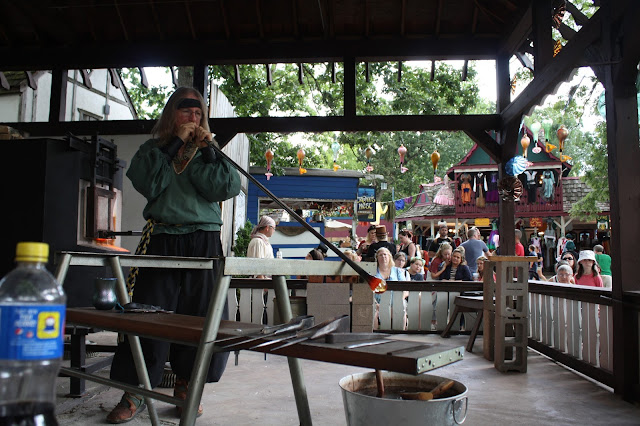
[109,257,160,426]
[273,275,313,426]
[181,262,231,426]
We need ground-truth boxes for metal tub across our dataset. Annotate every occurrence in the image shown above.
[340,372,468,425]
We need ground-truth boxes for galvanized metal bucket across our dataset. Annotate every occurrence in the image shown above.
[339,372,468,425]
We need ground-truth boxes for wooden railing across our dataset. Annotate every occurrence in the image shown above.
[527,281,614,386]
[227,278,617,387]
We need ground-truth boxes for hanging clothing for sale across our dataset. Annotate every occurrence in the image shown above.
[488,224,499,251]
[460,173,473,204]
[523,170,538,203]
[474,172,488,208]
[542,170,556,201]
[486,172,499,203]
[433,175,455,205]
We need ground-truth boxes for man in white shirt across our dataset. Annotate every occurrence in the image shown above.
[247,216,277,278]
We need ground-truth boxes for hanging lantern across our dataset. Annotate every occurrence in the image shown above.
[530,122,542,153]
[265,149,274,180]
[365,146,374,172]
[520,133,530,158]
[431,149,440,180]
[557,125,568,152]
[505,156,532,177]
[297,148,307,175]
[398,143,408,173]
[542,119,553,141]
[331,139,341,172]
[530,122,541,142]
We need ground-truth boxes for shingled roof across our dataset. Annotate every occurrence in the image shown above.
[562,177,609,213]
[396,180,456,220]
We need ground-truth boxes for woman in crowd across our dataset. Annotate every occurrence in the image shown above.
[475,255,488,281]
[374,247,408,328]
[560,250,578,274]
[393,252,411,280]
[574,250,603,287]
[398,229,417,267]
[439,247,472,281]
[429,242,453,280]
[547,263,575,284]
[357,225,377,257]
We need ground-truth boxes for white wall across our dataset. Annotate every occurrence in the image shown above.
[0,94,20,121]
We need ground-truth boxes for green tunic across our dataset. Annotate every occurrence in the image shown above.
[127,138,241,234]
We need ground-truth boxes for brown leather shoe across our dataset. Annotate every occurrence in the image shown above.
[106,392,146,424]
[174,378,203,417]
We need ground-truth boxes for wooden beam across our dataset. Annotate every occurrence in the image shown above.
[234,64,241,85]
[602,0,640,403]
[500,2,532,56]
[343,57,356,117]
[184,0,197,40]
[292,0,299,38]
[113,0,129,41]
[532,0,553,74]
[256,0,264,39]
[108,69,120,89]
[0,71,8,90]
[500,10,602,125]
[0,37,502,70]
[220,0,231,39]
[25,71,37,90]
[138,67,148,88]
[80,69,93,89]
[193,65,208,97]
[464,129,501,162]
[496,54,517,256]
[49,69,67,123]
[3,114,502,139]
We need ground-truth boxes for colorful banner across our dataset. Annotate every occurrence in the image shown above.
[597,215,609,231]
[356,187,376,222]
[529,217,543,228]
[474,218,490,227]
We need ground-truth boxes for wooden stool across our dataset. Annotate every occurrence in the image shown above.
[440,295,483,352]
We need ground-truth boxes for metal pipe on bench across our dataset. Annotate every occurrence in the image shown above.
[273,274,313,426]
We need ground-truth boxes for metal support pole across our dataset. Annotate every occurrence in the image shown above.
[273,275,313,426]
[181,262,231,426]
[109,257,160,426]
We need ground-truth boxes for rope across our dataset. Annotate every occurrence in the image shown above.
[126,219,155,298]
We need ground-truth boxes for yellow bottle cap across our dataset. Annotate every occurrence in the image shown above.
[15,242,49,263]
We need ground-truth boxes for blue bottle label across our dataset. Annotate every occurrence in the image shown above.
[0,305,66,360]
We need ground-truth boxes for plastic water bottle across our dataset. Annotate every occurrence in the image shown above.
[0,242,66,426]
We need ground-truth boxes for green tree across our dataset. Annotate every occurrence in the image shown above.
[120,68,171,119]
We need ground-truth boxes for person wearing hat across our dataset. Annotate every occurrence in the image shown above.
[574,250,603,287]
[365,225,397,261]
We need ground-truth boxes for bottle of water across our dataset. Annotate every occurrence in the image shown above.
[0,242,66,426]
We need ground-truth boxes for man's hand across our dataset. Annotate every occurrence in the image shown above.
[194,126,214,148]
[176,122,198,143]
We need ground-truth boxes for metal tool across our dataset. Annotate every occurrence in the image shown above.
[218,316,315,350]
[324,333,390,343]
[251,315,350,351]
[214,315,314,345]
[343,340,393,349]
[386,343,433,356]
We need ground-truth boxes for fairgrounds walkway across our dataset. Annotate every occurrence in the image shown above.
[55,332,640,425]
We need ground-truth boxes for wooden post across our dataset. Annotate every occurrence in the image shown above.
[49,69,68,122]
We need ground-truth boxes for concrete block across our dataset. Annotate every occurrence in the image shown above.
[351,304,374,326]
[351,282,374,304]
[306,283,350,306]
[307,304,350,324]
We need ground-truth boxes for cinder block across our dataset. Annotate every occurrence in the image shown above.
[351,282,374,304]
[306,283,350,306]
[352,324,373,333]
[307,304,350,324]
[351,304,374,327]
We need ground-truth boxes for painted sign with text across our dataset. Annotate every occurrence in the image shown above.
[356,187,376,222]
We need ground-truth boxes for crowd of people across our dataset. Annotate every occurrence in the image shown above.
[348,224,611,289]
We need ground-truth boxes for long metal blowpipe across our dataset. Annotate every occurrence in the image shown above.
[210,143,386,293]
